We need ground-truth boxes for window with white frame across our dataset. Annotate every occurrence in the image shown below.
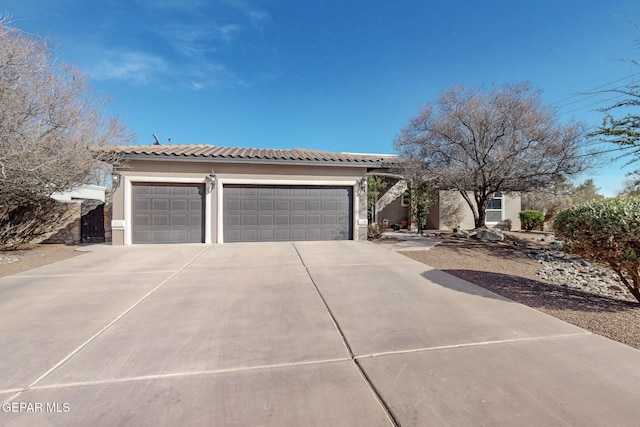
[485,192,503,223]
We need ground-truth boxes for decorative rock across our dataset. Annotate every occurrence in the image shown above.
[529,246,636,303]
[475,228,504,242]
[455,230,470,238]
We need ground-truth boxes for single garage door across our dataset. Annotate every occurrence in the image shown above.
[132,183,205,243]
[223,185,352,242]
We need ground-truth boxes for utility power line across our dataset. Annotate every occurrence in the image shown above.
[573,144,638,159]
[549,71,640,107]
[550,71,640,118]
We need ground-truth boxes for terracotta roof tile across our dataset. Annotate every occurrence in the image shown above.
[111,144,397,166]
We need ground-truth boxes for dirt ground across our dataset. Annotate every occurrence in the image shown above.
[0,244,83,277]
[395,231,640,350]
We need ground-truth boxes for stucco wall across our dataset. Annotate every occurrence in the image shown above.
[377,197,407,226]
[503,193,522,231]
[111,180,126,245]
[111,160,369,245]
[370,183,523,232]
[437,191,521,231]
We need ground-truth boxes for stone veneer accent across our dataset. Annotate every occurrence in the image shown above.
[44,200,111,245]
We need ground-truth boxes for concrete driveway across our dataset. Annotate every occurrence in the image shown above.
[1,241,640,426]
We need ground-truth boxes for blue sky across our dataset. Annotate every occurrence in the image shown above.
[4,0,640,196]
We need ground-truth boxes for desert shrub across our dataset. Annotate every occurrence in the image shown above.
[495,219,512,231]
[554,197,640,303]
[368,222,384,239]
[391,223,402,231]
[0,197,76,250]
[519,210,544,231]
[0,22,129,250]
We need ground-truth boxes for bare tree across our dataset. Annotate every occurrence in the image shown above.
[571,178,605,204]
[522,178,604,229]
[0,21,131,249]
[394,83,588,229]
[521,178,574,228]
[618,177,640,196]
[590,62,640,172]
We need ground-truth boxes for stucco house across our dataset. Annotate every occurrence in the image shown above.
[109,144,396,245]
[109,144,521,245]
[370,176,521,231]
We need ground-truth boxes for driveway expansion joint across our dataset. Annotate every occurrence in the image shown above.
[354,332,594,360]
[14,270,178,278]
[2,245,213,406]
[11,358,354,394]
[292,242,400,427]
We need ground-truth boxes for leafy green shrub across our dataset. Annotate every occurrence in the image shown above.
[408,182,436,235]
[392,223,402,231]
[519,210,544,231]
[554,197,640,303]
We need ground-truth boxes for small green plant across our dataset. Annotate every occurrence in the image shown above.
[519,210,544,231]
[554,197,640,303]
[392,223,402,231]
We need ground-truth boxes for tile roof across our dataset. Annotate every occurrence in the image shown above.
[111,144,398,166]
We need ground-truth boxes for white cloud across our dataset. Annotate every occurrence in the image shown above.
[86,46,243,91]
[135,0,206,11]
[163,25,215,57]
[217,23,243,42]
[87,0,270,90]
[184,62,241,90]
[92,51,167,84]
[162,22,244,57]
[223,0,269,28]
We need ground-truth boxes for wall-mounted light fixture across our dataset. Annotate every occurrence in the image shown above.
[359,176,368,192]
[206,169,216,187]
[111,169,121,190]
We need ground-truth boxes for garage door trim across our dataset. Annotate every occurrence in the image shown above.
[123,176,213,245]
[217,178,359,243]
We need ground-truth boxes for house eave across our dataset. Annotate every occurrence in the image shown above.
[120,153,395,169]
[367,171,405,179]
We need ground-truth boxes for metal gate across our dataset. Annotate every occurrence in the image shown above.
[81,203,105,243]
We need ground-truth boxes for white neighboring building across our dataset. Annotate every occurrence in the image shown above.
[51,184,106,202]
[46,184,108,244]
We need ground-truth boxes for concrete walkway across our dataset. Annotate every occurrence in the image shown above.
[378,231,441,251]
[1,241,639,426]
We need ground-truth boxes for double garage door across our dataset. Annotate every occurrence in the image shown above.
[223,185,353,242]
[132,183,353,243]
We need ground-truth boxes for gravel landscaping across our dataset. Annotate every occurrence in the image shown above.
[396,231,640,350]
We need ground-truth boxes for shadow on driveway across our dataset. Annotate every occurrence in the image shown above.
[438,269,639,314]
[420,269,514,302]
